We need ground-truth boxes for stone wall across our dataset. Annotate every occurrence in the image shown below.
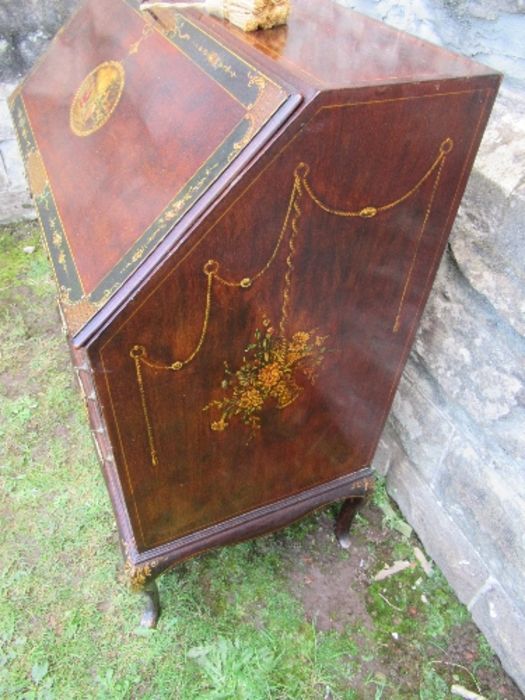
[0,0,524,691]
[335,0,525,690]
[0,0,79,82]
[0,83,34,223]
[339,0,525,89]
[0,1,80,222]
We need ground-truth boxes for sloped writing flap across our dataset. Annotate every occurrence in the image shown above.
[10,0,292,333]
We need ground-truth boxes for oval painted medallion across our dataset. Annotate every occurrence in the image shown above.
[70,61,125,137]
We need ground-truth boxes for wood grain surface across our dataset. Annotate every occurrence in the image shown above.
[11,0,500,571]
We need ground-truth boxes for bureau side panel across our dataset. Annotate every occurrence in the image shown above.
[91,80,498,553]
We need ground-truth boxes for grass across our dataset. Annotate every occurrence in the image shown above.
[0,221,520,699]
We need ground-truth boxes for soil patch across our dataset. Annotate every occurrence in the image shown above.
[283,502,524,699]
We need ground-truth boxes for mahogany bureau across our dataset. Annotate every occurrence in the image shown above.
[10,0,500,626]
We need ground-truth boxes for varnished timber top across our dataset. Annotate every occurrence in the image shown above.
[204,0,497,88]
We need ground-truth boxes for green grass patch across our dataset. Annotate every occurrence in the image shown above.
[0,222,519,699]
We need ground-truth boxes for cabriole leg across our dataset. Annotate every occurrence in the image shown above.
[334,474,374,548]
[126,558,162,628]
[141,579,160,629]
[335,496,367,550]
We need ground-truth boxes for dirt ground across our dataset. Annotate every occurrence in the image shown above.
[284,505,523,700]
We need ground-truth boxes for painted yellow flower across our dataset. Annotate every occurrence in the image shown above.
[211,417,228,432]
[292,331,310,346]
[272,341,287,364]
[273,383,292,407]
[258,362,282,388]
[286,350,303,365]
[206,319,329,434]
[238,388,264,411]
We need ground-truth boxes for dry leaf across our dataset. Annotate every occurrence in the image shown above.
[413,546,433,575]
[451,684,487,700]
[373,560,411,581]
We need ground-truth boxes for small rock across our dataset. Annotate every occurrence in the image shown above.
[23,245,35,254]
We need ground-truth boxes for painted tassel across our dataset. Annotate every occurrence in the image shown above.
[141,0,290,32]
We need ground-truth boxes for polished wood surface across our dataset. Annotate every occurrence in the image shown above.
[13,0,291,332]
[10,0,500,606]
[92,79,498,553]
